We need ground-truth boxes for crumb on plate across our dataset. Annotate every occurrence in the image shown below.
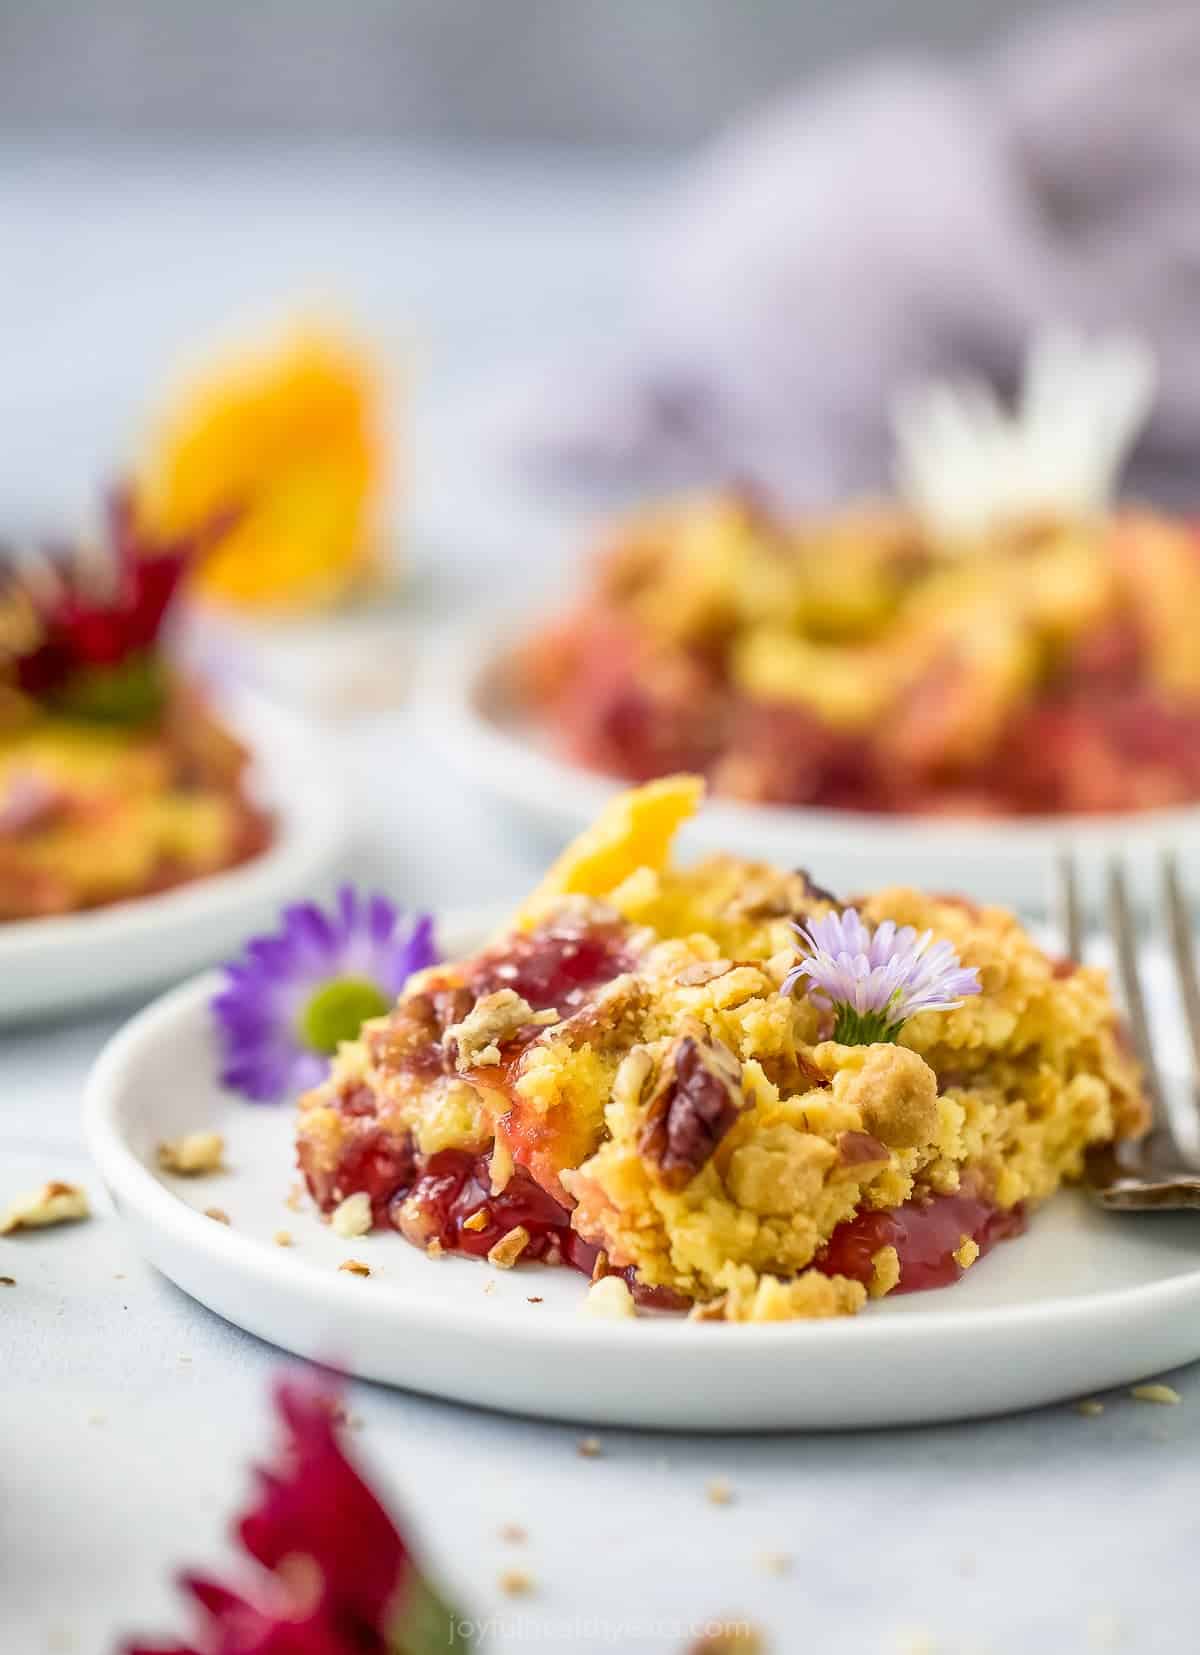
[156,1132,225,1176]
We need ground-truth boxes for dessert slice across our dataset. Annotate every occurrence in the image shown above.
[296,777,1145,1319]
[0,493,271,920]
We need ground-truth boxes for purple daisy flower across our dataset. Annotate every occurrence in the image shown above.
[782,907,981,1046]
[212,887,438,1102]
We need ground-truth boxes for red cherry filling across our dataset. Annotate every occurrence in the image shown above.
[389,1148,577,1260]
[298,1123,417,1224]
[815,1189,1026,1293]
[469,918,634,1013]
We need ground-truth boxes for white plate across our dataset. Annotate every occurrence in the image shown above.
[86,927,1200,1431]
[424,623,1200,912]
[0,693,347,1024]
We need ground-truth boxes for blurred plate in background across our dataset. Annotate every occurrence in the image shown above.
[426,620,1200,915]
[0,693,347,1025]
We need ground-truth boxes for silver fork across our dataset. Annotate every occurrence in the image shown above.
[1057,851,1200,1209]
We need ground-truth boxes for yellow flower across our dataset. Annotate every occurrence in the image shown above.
[138,323,385,611]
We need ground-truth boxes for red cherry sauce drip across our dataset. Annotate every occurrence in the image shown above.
[815,1190,1026,1294]
[468,917,634,1013]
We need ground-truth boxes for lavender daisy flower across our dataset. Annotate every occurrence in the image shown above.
[212,887,438,1102]
[782,908,981,1046]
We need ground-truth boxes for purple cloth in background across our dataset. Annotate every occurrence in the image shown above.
[510,5,1200,510]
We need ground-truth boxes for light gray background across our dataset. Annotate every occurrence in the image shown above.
[2,137,1199,1655]
[4,0,1081,143]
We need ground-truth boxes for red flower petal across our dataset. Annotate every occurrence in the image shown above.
[236,1380,408,1628]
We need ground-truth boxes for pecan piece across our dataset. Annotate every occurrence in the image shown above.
[794,869,840,907]
[638,1029,745,1190]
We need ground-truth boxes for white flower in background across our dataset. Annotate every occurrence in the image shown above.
[892,329,1157,544]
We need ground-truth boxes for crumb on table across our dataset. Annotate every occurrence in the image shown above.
[0,1180,90,1235]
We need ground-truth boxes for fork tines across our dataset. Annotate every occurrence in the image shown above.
[1056,849,1200,1149]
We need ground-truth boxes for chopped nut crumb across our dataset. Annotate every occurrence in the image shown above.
[0,1276,15,1286]
[487,1225,531,1269]
[581,1275,637,1319]
[527,1295,544,1304]
[156,1132,224,1176]
[952,1235,980,1270]
[273,1230,293,1247]
[447,989,558,1070]
[339,1259,371,1277]
[497,1568,535,1597]
[577,1436,603,1458]
[499,1523,528,1544]
[426,1238,445,1259]
[706,1477,735,1506]
[675,959,734,987]
[1075,1398,1105,1417]
[203,1206,231,1225]
[330,1192,373,1239]
[462,1209,489,1233]
[489,1135,514,1194]
[1131,1382,1181,1406]
[590,1249,609,1282]
[757,1551,791,1575]
[0,1180,90,1235]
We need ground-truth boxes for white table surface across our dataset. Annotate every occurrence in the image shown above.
[3,138,1199,1655]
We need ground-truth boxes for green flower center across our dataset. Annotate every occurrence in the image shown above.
[53,652,168,726]
[831,1005,906,1047]
[299,977,390,1054]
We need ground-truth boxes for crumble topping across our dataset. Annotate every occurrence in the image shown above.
[338,1258,371,1277]
[693,1264,866,1323]
[0,1180,90,1234]
[446,989,559,1070]
[157,1131,225,1176]
[295,776,1145,1319]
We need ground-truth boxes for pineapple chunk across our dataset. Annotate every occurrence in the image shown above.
[514,775,703,928]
